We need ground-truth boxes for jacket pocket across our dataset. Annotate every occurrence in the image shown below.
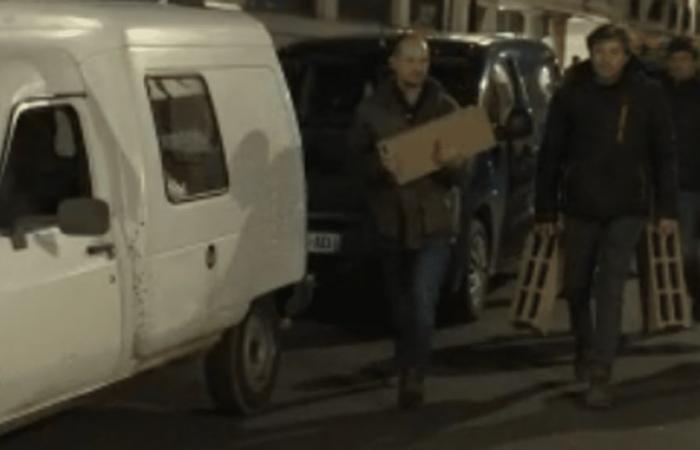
[419,190,455,238]
[638,166,648,201]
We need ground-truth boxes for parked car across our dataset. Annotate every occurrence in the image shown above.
[279,33,559,320]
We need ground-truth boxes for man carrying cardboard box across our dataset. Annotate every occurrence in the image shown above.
[348,33,466,410]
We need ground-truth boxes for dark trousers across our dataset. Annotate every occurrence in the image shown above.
[380,237,452,375]
[564,216,645,372]
[679,191,700,308]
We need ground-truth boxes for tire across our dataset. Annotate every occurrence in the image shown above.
[204,299,280,416]
[463,219,491,320]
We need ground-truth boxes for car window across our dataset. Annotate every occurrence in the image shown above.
[281,45,486,127]
[146,76,229,204]
[0,105,92,231]
[483,61,515,124]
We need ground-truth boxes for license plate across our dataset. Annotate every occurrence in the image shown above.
[307,232,342,254]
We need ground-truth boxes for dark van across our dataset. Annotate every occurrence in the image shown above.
[280,33,559,320]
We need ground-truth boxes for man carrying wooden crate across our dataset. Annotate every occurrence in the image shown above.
[534,25,679,409]
[662,37,700,319]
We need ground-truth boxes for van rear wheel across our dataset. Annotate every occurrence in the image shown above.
[204,300,280,416]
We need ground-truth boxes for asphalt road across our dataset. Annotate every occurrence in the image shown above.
[5,278,700,450]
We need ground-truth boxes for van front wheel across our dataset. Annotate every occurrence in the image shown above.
[204,300,280,416]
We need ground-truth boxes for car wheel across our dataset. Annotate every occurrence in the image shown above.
[464,219,490,320]
[204,299,280,416]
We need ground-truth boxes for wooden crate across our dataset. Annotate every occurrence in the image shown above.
[511,230,563,335]
[639,223,692,333]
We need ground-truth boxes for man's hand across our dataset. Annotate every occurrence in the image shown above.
[379,147,399,183]
[657,218,677,236]
[432,144,465,169]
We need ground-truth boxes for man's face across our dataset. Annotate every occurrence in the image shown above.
[667,51,697,82]
[390,39,430,88]
[591,39,629,82]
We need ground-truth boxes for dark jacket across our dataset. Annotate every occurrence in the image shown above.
[348,78,460,249]
[536,61,679,221]
[662,75,700,192]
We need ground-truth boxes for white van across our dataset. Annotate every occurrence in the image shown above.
[0,2,307,429]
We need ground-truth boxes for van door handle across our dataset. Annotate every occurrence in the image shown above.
[205,244,217,269]
[87,243,115,259]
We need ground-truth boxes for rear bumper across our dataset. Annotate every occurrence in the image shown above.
[307,211,374,253]
[282,273,317,317]
[306,211,377,283]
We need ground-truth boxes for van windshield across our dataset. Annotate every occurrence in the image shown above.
[281,42,485,127]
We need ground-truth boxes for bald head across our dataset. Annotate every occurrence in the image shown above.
[390,34,430,89]
[392,34,430,58]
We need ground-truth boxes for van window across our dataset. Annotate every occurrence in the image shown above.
[0,105,92,231]
[429,56,483,106]
[146,76,229,203]
[299,57,374,126]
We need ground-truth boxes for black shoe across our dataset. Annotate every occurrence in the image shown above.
[398,370,425,410]
[574,360,591,383]
[584,362,613,409]
[574,351,594,383]
[585,382,613,409]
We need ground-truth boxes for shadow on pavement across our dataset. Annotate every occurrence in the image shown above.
[7,358,700,450]
[2,381,561,450]
[423,362,700,449]
[292,333,700,391]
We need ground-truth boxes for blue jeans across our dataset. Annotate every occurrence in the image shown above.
[564,216,645,371]
[679,191,700,304]
[380,237,452,375]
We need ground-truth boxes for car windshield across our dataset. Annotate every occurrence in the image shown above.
[281,41,486,127]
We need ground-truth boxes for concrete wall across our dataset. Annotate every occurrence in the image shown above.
[194,0,700,63]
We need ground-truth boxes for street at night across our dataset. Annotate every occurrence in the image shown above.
[6,279,700,450]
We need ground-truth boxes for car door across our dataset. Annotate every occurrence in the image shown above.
[0,100,122,419]
[483,58,533,259]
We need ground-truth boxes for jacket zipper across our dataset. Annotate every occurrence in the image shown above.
[617,96,629,144]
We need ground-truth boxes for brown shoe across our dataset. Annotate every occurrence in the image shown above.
[585,382,613,409]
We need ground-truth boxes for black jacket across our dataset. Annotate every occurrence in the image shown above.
[662,75,700,192]
[536,61,679,221]
[348,77,461,249]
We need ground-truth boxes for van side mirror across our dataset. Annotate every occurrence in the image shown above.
[499,108,534,140]
[58,198,110,236]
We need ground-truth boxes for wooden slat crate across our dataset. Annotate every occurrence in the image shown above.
[511,230,563,335]
[639,223,692,333]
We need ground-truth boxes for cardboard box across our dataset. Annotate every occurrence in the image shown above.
[377,106,496,185]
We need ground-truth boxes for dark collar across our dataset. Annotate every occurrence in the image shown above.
[391,79,432,121]
[567,59,639,88]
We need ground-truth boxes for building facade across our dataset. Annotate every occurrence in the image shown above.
[173,0,700,65]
